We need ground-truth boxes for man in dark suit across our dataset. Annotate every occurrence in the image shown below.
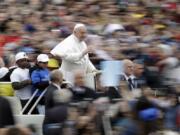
[44,69,66,110]
[120,59,135,91]
[70,70,97,102]
[43,69,72,135]
[133,59,147,89]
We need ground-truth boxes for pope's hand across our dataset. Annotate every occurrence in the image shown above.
[82,46,95,56]
[87,46,95,53]
[92,69,102,76]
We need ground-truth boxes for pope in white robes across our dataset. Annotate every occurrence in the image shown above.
[51,24,97,83]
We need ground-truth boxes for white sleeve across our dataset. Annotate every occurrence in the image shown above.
[63,52,83,62]
[86,55,96,73]
[10,70,20,82]
[51,44,84,62]
[87,60,96,72]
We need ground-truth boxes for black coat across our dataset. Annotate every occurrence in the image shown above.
[44,84,59,110]
[106,86,122,100]
[44,84,68,125]
[70,86,97,102]
[0,96,15,128]
[44,104,68,125]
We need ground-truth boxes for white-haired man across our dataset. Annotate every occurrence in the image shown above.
[51,23,97,83]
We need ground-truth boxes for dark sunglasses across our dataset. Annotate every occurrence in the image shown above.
[39,62,48,64]
[19,59,29,62]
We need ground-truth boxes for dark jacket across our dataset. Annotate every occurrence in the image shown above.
[44,83,69,123]
[106,86,122,100]
[134,77,147,89]
[70,86,96,102]
[0,67,16,82]
[0,96,15,128]
[44,83,60,110]
[43,83,68,134]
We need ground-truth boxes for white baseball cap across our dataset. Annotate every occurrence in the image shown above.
[157,44,173,56]
[0,67,9,79]
[37,54,49,62]
[15,52,28,62]
[104,23,124,34]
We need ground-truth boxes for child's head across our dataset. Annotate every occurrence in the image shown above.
[37,54,49,68]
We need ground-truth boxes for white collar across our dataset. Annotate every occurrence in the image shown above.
[52,83,61,90]
[123,73,135,80]
[72,34,81,43]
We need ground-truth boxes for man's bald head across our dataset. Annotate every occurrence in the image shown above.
[50,69,63,85]
[74,70,85,86]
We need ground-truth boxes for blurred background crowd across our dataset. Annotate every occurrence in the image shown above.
[0,0,179,135]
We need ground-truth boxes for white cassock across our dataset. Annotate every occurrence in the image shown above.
[51,34,96,83]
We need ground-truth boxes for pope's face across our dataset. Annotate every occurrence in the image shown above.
[75,28,87,41]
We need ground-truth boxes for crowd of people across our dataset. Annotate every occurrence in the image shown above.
[0,0,179,135]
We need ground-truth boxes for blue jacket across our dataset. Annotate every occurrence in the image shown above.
[31,67,50,95]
